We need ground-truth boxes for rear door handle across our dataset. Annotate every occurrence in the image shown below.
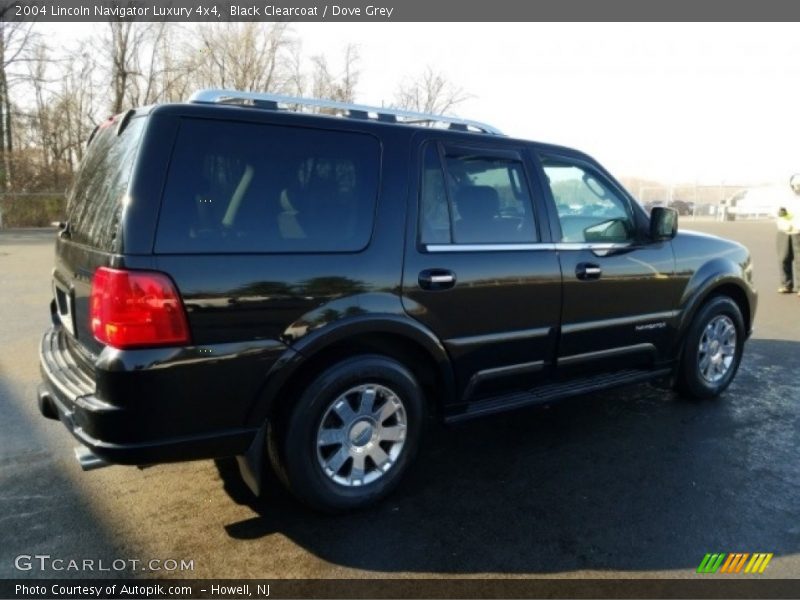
[419,269,456,290]
[576,263,602,280]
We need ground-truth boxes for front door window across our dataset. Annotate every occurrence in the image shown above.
[541,159,635,244]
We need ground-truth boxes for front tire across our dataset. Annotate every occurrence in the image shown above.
[272,355,424,512]
[676,296,745,399]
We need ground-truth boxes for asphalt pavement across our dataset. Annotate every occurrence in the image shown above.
[0,220,798,581]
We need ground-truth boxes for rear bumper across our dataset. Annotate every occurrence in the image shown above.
[37,326,284,465]
[37,380,256,464]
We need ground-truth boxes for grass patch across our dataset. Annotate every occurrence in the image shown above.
[0,194,65,227]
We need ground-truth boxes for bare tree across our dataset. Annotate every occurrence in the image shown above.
[105,21,172,112]
[101,21,190,112]
[310,55,333,99]
[125,22,166,106]
[190,23,295,93]
[311,44,360,102]
[14,39,97,190]
[394,67,471,114]
[0,20,36,188]
[339,43,360,102]
[152,25,193,103]
[27,42,52,176]
[102,21,139,114]
[56,43,99,170]
[286,43,306,97]
[122,23,192,106]
[0,21,480,208]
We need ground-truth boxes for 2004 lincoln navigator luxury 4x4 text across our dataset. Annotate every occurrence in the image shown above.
[37,90,757,511]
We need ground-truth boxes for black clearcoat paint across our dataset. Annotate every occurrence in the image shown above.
[38,102,757,465]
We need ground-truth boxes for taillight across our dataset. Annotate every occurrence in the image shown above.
[90,267,190,349]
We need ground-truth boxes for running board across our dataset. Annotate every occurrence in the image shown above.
[446,368,672,423]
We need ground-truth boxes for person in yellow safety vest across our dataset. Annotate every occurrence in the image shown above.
[776,173,800,295]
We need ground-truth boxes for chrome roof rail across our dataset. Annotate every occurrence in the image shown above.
[187,89,504,136]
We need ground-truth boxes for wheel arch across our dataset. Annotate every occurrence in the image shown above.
[245,315,455,428]
[674,261,755,358]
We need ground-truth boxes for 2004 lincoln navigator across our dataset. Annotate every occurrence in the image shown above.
[38,90,757,511]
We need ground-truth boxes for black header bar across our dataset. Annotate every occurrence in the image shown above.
[3,0,800,22]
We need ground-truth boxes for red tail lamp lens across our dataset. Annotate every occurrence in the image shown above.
[90,267,190,349]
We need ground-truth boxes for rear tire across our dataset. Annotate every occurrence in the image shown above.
[270,355,423,513]
[676,296,745,399]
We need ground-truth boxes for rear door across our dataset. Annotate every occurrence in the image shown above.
[402,139,562,405]
[535,151,681,374]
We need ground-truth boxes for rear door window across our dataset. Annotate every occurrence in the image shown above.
[419,142,538,245]
[155,119,380,254]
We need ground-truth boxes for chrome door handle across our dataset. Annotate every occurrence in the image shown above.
[419,269,456,290]
[576,263,602,280]
[429,274,454,283]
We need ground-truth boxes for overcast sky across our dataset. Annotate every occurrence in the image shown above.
[44,22,800,186]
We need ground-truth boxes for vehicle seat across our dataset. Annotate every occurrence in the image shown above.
[278,189,306,239]
[454,185,502,243]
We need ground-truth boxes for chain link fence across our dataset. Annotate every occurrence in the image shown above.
[0,193,66,228]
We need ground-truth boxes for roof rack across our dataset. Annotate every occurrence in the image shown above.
[187,89,504,136]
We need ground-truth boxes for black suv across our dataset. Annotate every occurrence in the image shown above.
[38,90,757,511]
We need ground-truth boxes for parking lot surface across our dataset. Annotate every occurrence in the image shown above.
[1,220,798,580]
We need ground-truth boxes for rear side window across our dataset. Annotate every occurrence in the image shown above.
[155,119,380,254]
[67,116,146,251]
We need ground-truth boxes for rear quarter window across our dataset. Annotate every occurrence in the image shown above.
[66,116,146,251]
[155,119,381,254]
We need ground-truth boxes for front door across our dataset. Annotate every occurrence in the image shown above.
[536,152,682,375]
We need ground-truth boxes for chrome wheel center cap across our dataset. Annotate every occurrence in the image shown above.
[349,419,374,447]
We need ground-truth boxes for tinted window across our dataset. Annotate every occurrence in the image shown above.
[155,119,380,254]
[419,145,451,244]
[67,116,146,251]
[542,158,635,243]
[419,143,537,245]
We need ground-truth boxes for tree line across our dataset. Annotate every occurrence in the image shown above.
[0,18,470,195]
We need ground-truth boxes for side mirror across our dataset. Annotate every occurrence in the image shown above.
[650,206,678,241]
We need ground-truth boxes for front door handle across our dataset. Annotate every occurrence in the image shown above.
[419,269,456,290]
[576,262,602,281]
